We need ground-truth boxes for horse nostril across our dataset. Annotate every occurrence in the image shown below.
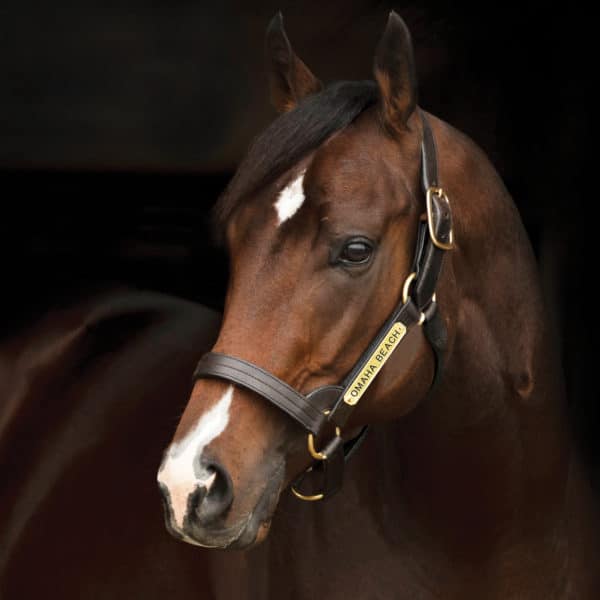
[191,461,234,525]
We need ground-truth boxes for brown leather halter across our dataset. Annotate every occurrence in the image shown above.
[193,111,454,501]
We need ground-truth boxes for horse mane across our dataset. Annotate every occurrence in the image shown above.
[213,80,378,241]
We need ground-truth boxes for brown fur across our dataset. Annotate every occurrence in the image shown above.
[0,288,222,598]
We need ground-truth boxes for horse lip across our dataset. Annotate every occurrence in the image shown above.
[165,460,285,549]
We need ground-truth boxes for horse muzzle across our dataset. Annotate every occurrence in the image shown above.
[157,448,285,549]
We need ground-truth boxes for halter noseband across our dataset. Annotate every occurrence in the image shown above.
[193,111,454,501]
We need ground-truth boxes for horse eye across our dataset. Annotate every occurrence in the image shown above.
[338,239,373,265]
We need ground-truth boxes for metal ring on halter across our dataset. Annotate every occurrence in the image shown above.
[404,272,427,325]
[291,490,324,501]
[402,272,417,304]
[291,431,343,502]
[291,415,343,501]
[291,470,324,502]
[307,427,341,460]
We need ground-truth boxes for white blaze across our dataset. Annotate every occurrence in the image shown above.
[157,386,234,528]
[274,171,306,225]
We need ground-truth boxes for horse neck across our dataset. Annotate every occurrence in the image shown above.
[383,116,573,559]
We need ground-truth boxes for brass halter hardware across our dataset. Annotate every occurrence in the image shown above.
[402,271,427,325]
[291,413,342,502]
[307,427,342,460]
[426,186,455,250]
[402,272,417,304]
[291,469,325,502]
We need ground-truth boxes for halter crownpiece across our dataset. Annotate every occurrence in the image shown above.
[193,110,454,501]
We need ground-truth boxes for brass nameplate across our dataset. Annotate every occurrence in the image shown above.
[343,322,407,406]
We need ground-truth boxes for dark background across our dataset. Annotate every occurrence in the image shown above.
[1,2,597,479]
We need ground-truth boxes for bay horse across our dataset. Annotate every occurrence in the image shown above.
[0,287,223,598]
[158,12,600,598]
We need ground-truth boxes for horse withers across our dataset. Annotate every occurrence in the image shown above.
[157,12,599,598]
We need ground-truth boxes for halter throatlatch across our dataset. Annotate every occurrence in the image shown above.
[193,111,454,501]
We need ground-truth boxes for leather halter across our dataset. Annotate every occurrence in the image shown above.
[193,111,454,501]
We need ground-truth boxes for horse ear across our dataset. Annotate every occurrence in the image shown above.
[265,12,323,113]
[374,11,418,134]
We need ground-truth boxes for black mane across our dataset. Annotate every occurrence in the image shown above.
[213,80,378,239]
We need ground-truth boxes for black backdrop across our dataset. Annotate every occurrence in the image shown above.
[1,1,597,481]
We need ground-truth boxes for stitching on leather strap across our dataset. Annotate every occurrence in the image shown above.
[194,353,325,433]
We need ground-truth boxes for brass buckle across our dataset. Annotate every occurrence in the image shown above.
[291,423,342,502]
[426,186,455,250]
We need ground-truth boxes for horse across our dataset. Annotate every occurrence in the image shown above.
[0,286,224,598]
[157,11,599,599]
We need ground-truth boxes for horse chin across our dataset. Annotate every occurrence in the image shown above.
[184,510,275,550]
